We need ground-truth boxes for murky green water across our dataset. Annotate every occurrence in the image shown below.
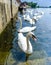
[2,8,51,65]
[0,21,14,64]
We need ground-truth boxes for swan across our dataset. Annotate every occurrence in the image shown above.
[34,12,40,16]
[33,13,43,21]
[33,11,43,16]
[18,32,37,54]
[33,11,44,19]
[18,16,36,31]
[18,32,37,61]
[37,11,44,15]
[18,26,36,33]
[23,14,30,21]
[23,14,36,25]
[26,9,33,15]
[26,9,31,13]
[17,16,37,61]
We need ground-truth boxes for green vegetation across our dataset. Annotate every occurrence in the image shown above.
[26,2,51,8]
[27,2,37,8]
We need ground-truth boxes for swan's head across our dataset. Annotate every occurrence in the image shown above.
[32,18,37,23]
[28,32,37,41]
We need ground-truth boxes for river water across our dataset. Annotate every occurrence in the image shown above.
[6,8,51,65]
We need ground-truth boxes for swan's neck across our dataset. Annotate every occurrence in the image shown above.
[26,33,30,50]
[18,17,22,29]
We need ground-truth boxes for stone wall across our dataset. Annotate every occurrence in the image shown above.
[0,0,19,34]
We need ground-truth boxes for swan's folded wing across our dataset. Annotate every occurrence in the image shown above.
[18,34,27,52]
[18,26,36,33]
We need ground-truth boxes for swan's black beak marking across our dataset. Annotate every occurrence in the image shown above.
[32,35,37,41]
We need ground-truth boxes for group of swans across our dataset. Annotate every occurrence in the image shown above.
[23,14,36,25]
[33,11,44,20]
[17,15,37,61]
[17,9,44,61]
[22,9,44,26]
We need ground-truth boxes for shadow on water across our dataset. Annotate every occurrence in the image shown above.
[0,19,15,64]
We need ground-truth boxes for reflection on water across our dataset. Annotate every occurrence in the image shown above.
[5,8,51,65]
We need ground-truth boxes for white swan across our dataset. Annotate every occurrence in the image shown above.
[33,11,44,20]
[33,12,44,21]
[34,11,44,16]
[33,15,42,20]
[18,16,36,31]
[26,9,33,15]
[23,14,36,25]
[18,26,36,33]
[26,9,31,13]
[18,32,37,54]
[23,14,30,21]
[17,16,37,61]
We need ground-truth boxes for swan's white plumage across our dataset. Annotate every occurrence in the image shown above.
[33,14,43,20]
[17,12,37,55]
[18,33,33,54]
[18,26,36,33]
[23,14,36,25]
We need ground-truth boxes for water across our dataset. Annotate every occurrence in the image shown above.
[0,22,13,64]
[6,8,51,65]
